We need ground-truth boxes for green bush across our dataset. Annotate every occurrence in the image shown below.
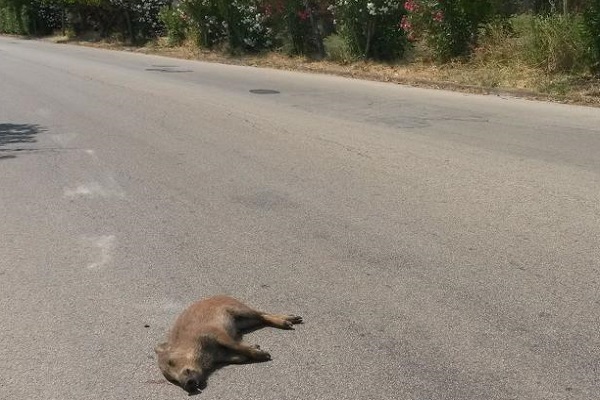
[583,0,600,73]
[179,0,225,48]
[525,14,588,73]
[473,18,519,65]
[0,6,19,33]
[0,2,28,34]
[323,33,355,63]
[159,6,187,45]
[0,0,50,36]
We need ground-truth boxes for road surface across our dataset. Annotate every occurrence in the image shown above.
[1,36,599,400]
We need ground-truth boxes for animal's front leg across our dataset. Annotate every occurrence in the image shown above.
[214,331,271,362]
[223,353,251,364]
[220,345,263,364]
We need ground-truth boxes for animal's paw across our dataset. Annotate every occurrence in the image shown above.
[280,315,303,329]
[252,348,271,361]
[286,315,303,325]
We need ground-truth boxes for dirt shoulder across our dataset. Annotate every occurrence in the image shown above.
[50,36,600,107]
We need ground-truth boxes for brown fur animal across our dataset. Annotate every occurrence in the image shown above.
[155,295,302,393]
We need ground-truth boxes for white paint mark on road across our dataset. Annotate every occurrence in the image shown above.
[65,182,107,197]
[60,149,126,198]
[84,149,102,164]
[64,179,124,198]
[86,235,116,269]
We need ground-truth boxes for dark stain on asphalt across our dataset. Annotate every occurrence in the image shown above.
[250,89,280,95]
[233,190,299,212]
[145,66,192,73]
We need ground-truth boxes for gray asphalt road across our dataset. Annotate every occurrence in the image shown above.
[1,36,599,400]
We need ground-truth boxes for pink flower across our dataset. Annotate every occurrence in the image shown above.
[404,0,419,13]
[399,15,411,32]
[263,4,272,17]
[297,9,310,21]
[433,10,444,22]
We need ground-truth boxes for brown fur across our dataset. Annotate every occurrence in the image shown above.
[155,295,302,393]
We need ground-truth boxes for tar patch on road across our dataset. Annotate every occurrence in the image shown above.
[249,89,280,94]
[145,65,192,73]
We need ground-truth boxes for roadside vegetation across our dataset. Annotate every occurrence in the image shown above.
[1,0,599,103]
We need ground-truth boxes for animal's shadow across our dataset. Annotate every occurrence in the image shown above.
[184,325,273,396]
[176,326,271,396]
[0,123,46,160]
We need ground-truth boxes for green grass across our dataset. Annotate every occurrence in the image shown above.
[519,13,588,73]
[323,34,356,64]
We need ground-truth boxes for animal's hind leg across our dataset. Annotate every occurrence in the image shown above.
[260,313,303,330]
[226,299,303,330]
[226,301,267,331]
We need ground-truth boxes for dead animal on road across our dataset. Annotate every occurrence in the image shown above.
[154,295,303,393]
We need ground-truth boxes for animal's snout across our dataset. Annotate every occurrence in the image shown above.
[182,372,205,392]
[183,377,198,392]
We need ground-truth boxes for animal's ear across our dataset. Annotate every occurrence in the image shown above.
[154,342,170,354]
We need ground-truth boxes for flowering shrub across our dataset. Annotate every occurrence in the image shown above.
[155,0,327,55]
[267,0,327,55]
[31,0,62,32]
[179,0,274,51]
[230,0,274,50]
[402,0,493,61]
[330,0,407,60]
[17,0,170,40]
[124,0,171,39]
[84,0,170,40]
[279,0,315,54]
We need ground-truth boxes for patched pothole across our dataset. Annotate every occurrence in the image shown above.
[145,65,192,73]
[249,89,280,94]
